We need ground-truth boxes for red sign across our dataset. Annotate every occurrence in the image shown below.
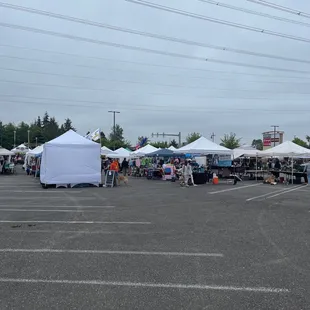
[263,137,271,146]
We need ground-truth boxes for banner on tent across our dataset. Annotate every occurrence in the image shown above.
[207,154,231,167]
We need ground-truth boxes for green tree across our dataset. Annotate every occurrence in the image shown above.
[2,123,16,149]
[108,124,130,150]
[186,132,201,144]
[251,139,263,151]
[169,139,178,148]
[0,121,4,147]
[43,117,60,141]
[292,137,308,148]
[151,141,169,148]
[16,121,30,146]
[42,112,50,128]
[63,118,76,132]
[36,116,42,128]
[220,132,241,149]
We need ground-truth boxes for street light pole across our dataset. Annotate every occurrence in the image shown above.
[108,110,120,150]
[271,125,279,147]
[13,130,16,148]
[27,130,30,148]
[35,137,38,147]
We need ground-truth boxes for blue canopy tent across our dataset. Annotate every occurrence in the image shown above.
[146,148,175,157]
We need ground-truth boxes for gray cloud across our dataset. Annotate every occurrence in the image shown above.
[1,0,310,145]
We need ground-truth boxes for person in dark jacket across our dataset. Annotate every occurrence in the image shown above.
[122,158,129,176]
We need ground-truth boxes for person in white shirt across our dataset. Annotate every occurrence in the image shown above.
[182,161,192,187]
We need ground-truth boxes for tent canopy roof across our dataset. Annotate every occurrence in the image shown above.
[233,146,263,159]
[146,148,175,157]
[131,144,159,156]
[27,145,44,156]
[108,147,131,158]
[176,136,232,154]
[46,130,98,146]
[262,141,310,156]
[101,146,115,155]
[0,147,15,156]
[168,146,177,151]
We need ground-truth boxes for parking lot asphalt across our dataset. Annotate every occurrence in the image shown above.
[0,169,309,309]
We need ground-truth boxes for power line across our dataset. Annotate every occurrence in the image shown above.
[2,77,310,97]
[2,66,310,93]
[198,0,310,27]
[0,2,310,64]
[125,0,310,43]
[247,0,310,19]
[0,93,309,106]
[2,43,310,81]
[1,23,310,75]
[0,98,309,114]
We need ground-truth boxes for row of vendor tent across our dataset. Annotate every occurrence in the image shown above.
[11,143,31,154]
[233,141,310,158]
[101,144,159,158]
[101,137,310,159]
[0,147,15,156]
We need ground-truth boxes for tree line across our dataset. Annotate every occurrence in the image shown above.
[2,112,309,151]
[0,112,75,149]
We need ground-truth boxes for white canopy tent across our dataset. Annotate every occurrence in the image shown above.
[40,130,101,186]
[27,145,44,157]
[24,145,44,172]
[261,141,310,184]
[131,144,159,157]
[0,147,14,156]
[101,146,115,156]
[108,147,131,159]
[168,146,177,151]
[11,143,30,154]
[233,145,263,159]
[261,141,310,157]
[176,136,232,154]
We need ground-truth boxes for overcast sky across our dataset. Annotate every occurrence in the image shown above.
[1,0,310,145]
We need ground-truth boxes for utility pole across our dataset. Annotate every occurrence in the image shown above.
[108,110,120,150]
[271,125,279,147]
[35,137,38,147]
[151,132,181,147]
[210,132,215,142]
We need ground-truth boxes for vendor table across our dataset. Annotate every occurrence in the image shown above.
[147,168,163,180]
[270,170,308,184]
[192,172,210,184]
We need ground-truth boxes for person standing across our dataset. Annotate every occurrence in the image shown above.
[110,159,120,186]
[122,158,129,176]
[182,161,192,187]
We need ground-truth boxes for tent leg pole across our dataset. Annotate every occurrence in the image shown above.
[291,156,294,185]
[256,154,258,182]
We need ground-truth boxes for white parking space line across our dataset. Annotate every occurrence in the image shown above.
[246,186,299,202]
[0,278,289,293]
[0,206,115,209]
[1,197,97,200]
[0,248,223,257]
[0,190,82,193]
[209,183,261,194]
[246,185,306,201]
[266,185,307,199]
[0,220,151,225]
[0,209,105,213]
[4,230,164,235]
[0,186,39,188]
